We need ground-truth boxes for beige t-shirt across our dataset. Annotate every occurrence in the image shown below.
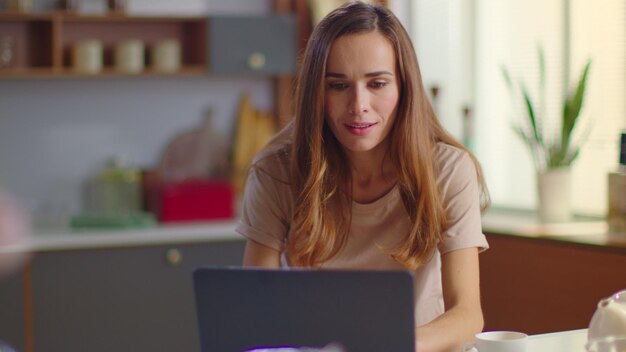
[236,141,489,326]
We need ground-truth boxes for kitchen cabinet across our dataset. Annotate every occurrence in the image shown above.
[480,231,626,335]
[209,16,296,75]
[0,8,300,127]
[0,271,25,352]
[1,237,246,352]
[0,12,207,77]
[0,11,302,79]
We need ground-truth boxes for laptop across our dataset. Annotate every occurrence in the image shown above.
[193,267,415,352]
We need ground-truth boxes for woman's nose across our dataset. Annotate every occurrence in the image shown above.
[348,86,369,115]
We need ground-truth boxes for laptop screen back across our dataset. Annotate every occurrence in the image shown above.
[193,267,415,352]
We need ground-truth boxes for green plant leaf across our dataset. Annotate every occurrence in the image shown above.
[562,60,592,156]
[538,46,546,120]
[565,118,594,165]
[500,66,515,94]
[546,143,561,168]
[501,45,592,171]
[512,124,532,145]
[512,124,542,170]
[521,85,542,145]
[563,147,580,166]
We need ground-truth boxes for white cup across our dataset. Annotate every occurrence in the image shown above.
[114,39,144,73]
[462,331,528,352]
[152,38,181,73]
[72,39,103,74]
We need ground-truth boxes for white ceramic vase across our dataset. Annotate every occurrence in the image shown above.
[537,167,572,223]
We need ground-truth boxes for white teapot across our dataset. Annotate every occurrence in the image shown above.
[587,289,626,352]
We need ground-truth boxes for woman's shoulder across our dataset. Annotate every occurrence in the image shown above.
[250,135,292,183]
[435,142,469,162]
[253,140,291,165]
[434,142,476,178]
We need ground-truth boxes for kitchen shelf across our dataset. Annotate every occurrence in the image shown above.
[0,12,207,78]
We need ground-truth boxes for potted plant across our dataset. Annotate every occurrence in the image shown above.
[501,47,592,222]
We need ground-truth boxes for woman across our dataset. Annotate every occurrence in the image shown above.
[236,2,490,351]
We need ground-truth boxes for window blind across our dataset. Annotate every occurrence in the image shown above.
[473,0,566,211]
[569,0,626,215]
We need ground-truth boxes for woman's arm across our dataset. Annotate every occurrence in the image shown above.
[243,239,281,268]
[415,247,484,352]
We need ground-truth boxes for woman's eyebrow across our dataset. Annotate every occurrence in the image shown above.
[325,71,393,78]
[365,70,393,77]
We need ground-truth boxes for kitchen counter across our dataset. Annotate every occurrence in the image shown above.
[479,208,626,334]
[0,220,241,254]
[2,208,624,345]
[3,208,624,254]
[481,208,626,252]
[0,220,246,352]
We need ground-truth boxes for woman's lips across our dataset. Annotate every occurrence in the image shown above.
[344,122,377,136]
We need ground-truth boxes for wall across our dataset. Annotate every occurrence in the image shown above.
[410,0,475,141]
[0,0,419,229]
[0,0,273,228]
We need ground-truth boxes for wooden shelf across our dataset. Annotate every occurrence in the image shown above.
[0,12,207,78]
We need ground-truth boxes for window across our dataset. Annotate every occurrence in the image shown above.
[409,0,626,216]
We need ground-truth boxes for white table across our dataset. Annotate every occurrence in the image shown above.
[528,329,587,352]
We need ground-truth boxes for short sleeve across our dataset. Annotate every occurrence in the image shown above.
[235,158,292,252]
[436,146,489,254]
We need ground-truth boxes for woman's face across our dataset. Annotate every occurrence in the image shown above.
[324,31,400,156]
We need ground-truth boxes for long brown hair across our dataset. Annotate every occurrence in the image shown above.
[285,1,489,268]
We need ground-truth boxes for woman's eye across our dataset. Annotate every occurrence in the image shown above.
[370,81,388,88]
[328,82,348,90]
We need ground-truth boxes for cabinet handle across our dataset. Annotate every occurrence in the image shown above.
[165,248,182,266]
[247,52,266,70]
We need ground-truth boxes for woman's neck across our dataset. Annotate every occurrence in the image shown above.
[345,145,397,203]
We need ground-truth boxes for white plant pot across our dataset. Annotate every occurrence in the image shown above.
[537,168,572,223]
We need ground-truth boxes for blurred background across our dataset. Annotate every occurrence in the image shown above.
[0,1,624,351]
[0,0,624,227]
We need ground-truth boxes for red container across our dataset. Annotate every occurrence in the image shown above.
[158,179,235,222]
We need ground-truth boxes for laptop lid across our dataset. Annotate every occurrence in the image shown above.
[193,267,415,352]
